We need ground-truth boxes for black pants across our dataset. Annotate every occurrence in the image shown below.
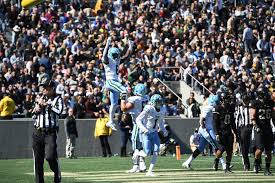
[120,131,131,157]
[32,128,61,183]
[99,135,112,157]
[239,126,252,169]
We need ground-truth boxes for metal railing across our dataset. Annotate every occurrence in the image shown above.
[156,78,188,110]
[179,67,214,96]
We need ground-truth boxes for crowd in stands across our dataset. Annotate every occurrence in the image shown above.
[0,0,274,119]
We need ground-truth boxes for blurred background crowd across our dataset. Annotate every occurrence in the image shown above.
[0,0,274,119]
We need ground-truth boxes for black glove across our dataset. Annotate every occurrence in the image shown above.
[120,92,127,101]
[235,134,240,143]
[254,125,261,133]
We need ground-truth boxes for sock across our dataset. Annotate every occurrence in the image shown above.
[148,163,154,173]
[220,157,225,166]
[265,158,271,171]
[193,149,200,158]
[185,155,194,165]
[215,158,219,165]
[109,104,117,123]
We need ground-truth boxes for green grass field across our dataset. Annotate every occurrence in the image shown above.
[1,155,275,183]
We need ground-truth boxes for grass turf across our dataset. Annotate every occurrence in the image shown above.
[0,155,275,183]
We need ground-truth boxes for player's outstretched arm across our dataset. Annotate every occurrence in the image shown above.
[121,39,133,60]
[102,37,112,64]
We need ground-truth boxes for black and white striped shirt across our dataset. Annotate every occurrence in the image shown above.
[235,104,251,128]
[33,96,63,129]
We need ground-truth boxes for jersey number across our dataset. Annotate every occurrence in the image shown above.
[258,109,271,120]
[224,114,231,124]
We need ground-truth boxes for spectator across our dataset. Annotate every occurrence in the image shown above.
[94,110,112,157]
[186,92,200,118]
[0,0,273,119]
[242,22,253,54]
[118,113,132,157]
[0,90,15,119]
[64,108,78,159]
[23,92,34,118]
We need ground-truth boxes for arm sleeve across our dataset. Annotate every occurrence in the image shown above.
[51,97,63,115]
[212,107,220,134]
[136,107,149,133]
[102,38,111,63]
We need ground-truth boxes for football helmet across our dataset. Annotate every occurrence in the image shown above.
[149,94,163,110]
[133,83,146,96]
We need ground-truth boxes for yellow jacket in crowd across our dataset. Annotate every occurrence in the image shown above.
[0,96,16,117]
[94,116,112,137]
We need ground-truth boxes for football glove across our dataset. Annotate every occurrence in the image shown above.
[120,92,127,101]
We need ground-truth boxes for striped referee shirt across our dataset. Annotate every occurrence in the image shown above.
[235,104,251,128]
[33,96,63,129]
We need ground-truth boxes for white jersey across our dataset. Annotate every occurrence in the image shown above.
[127,96,144,123]
[190,133,200,146]
[136,104,167,134]
[103,57,119,80]
[201,103,214,130]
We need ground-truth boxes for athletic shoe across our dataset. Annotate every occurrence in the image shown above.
[146,171,155,177]
[182,162,191,169]
[106,121,117,131]
[264,170,273,176]
[126,166,140,173]
[225,168,233,174]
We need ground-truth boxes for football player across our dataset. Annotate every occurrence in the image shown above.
[213,93,238,173]
[102,37,133,131]
[182,95,227,170]
[120,83,147,173]
[135,94,168,176]
[250,87,274,175]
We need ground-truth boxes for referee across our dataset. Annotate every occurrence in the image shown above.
[235,94,252,171]
[32,79,63,183]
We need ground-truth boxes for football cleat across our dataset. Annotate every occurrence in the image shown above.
[146,171,155,177]
[225,168,233,174]
[182,162,191,170]
[264,170,272,176]
[106,121,117,131]
[126,166,140,173]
